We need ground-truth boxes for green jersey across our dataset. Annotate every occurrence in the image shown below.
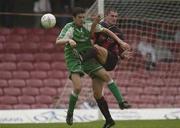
[58,21,104,77]
[58,21,103,52]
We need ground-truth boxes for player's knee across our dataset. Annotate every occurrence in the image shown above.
[93,91,102,99]
[74,86,81,94]
[102,72,111,82]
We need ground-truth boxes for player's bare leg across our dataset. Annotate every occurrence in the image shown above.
[94,68,131,109]
[66,73,82,125]
[92,78,115,128]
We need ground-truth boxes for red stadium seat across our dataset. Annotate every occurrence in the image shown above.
[13,104,30,109]
[31,104,48,109]
[18,96,35,104]
[51,61,66,70]
[34,62,50,70]
[0,62,16,71]
[16,53,34,62]
[26,79,43,87]
[0,71,12,79]
[43,79,61,87]
[0,88,3,96]
[47,71,67,79]
[0,105,12,109]
[0,80,8,88]
[3,42,21,51]
[39,42,54,51]
[0,28,12,35]
[0,96,18,105]
[12,28,28,35]
[8,79,26,88]
[6,35,23,42]
[24,35,40,42]
[51,53,65,61]
[30,71,47,79]
[20,42,38,52]
[30,28,45,35]
[39,87,57,96]
[34,53,52,62]
[22,87,39,96]
[0,35,6,42]
[17,62,34,70]
[4,88,21,96]
[35,95,53,104]
[0,53,16,62]
[12,71,30,79]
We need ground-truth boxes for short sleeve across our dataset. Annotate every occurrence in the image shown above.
[58,23,74,39]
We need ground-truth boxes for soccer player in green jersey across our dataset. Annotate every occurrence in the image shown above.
[56,7,130,128]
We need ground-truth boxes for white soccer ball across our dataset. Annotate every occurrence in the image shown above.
[41,13,56,29]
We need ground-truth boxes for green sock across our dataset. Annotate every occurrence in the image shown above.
[68,93,78,114]
[108,82,124,103]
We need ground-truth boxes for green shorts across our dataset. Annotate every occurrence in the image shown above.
[82,58,103,77]
[65,50,102,78]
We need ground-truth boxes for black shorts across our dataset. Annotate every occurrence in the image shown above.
[103,51,119,71]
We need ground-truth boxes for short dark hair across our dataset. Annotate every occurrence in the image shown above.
[105,8,118,16]
[72,7,85,17]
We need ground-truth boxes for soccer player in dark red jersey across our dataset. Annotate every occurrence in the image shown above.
[82,9,133,128]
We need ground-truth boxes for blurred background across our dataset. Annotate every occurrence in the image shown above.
[0,0,179,111]
[0,0,95,28]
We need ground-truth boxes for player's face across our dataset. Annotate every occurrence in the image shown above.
[73,13,85,27]
[106,11,118,25]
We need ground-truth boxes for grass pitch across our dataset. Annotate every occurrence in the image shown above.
[0,120,179,128]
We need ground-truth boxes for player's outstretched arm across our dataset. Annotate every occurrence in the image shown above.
[90,15,102,38]
[102,28,130,51]
[56,38,77,48]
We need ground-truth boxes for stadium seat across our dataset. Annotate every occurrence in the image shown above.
[43,79,61,87]
[16,53,34,62]
[38,42,54,51]
[20,42,38,52]
[22,87,39,96]
[12,71,30,79]
[18,96,35,104]
[0,80,8,88]
[0,71,12,79]
[39,87,57,96]
[35,95,53,104]
[0,62,16,71]
[0,35,6,42]
[0,88,3,96]
[0,105,12,109]
[51,61,66,70]
[4,88,21,96]
[34,53,52,62]
[13,104,30,109]
[17,62,34,70]
[26,79,43,87]
[0,96,18,105]
[3,42,21,51]
[0,53,16,62]
[31,104,48,109]
[24,35,40,42]
[39,35,57,42]
[12,28,28,35]
[47,71,67,79]
[6,35,23,42]
[34,62,50,70]
[30,28,45,35]
[8,79,26,88]
[0,28,12,35]
[51,53,65,61]
[30,71,47,79]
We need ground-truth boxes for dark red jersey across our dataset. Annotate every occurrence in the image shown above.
[94,21,124,55]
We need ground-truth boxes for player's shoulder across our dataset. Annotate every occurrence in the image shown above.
[63,22,74,29]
